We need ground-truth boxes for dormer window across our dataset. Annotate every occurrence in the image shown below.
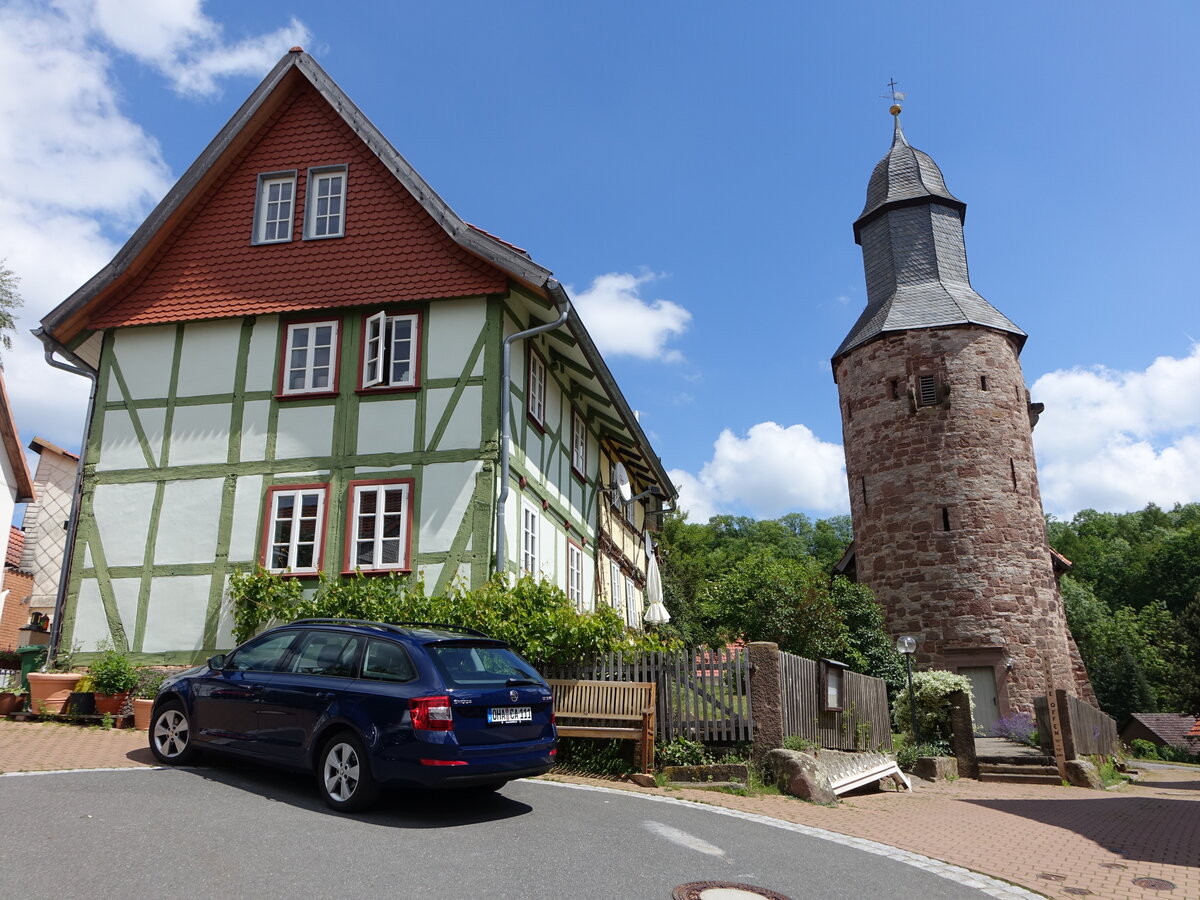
[361,310,420,391]
[305,165,347,239]
[253,171,297,243]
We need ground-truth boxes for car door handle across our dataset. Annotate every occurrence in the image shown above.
[316,692,335,700]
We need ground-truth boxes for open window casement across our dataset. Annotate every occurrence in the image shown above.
[363,310,386,387]
[362,310,417,389]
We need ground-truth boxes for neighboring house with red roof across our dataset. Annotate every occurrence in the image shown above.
[1,527,34,651]
[0,370,35,650]
[1119,713,1200,755]
[18,437,78,627]
[35,50,675,664]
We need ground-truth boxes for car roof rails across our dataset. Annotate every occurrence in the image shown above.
[386,621,490,638]
[289,618,407,635]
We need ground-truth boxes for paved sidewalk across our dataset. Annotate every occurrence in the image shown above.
[2,719,1197,899]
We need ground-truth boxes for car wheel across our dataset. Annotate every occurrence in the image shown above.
[149,701,198,765]
[318,733,378,812]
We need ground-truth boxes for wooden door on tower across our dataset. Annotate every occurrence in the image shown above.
[960,666,1000,735]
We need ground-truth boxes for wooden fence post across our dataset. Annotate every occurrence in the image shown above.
[1055,689,1078,761]
[748,642,782,770]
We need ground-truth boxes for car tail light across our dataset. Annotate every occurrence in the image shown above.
[549,748,557,757]
[419,758,468,767]
[410,696,453,731]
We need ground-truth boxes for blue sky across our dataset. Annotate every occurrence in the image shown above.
[3,0,1198,523]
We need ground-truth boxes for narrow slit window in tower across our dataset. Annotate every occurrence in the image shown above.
[1010,459,1018,489]
[860,476,868,508]
[941,507,951,532]
[890,379,900,399]
[980,375,988,391]
[918,373,938,407]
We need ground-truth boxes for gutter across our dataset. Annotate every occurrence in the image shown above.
[31,327,98,666]
[494,280,570,575]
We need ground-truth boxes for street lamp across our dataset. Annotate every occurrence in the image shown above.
[896,635,920,744]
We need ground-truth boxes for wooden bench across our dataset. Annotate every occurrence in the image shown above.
[547,679,657,773]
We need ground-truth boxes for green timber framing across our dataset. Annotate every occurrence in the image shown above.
[38,49,677,665]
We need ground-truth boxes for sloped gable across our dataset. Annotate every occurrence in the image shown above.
[90,83,506,330]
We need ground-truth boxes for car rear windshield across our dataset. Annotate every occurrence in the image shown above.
[426,642,541,688]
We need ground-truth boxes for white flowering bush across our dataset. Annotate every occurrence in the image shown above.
[892,669,975,740]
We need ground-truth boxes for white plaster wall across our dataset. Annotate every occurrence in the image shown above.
[425,385,481,451]
[144,574,210,651]
[168,404,231,466]
[213,574,235,649]
[97,407,165,470]
[228,475,264,563]
[240,400,270,461]
[110,578,140,645]
[154,478,223,565]
[244,316,279,393]
[177,320,240,397]
[418,563,441,591]
[276,405,334,459]
[92,482,156,567]
[357,399,415,455]
[426,298,485,380]
[419,461,480,553]
[73,579,108,649]
[112,326,176,400]
[0,446,16,567]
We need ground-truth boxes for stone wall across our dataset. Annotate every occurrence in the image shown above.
[834,326,1093,713]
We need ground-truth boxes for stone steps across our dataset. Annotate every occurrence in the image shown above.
[979,763,1060,776]
[978,760,1063,785]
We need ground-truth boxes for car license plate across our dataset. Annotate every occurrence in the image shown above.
[487,706,532,725]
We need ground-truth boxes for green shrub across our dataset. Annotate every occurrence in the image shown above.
[656,737,713,768]
[1129,738,1160,760]
[893,735,952,771]
[892,670,974,741]
[782,735,819,753]
[88,644,139,695]
[553,738,634,775]
[227,569,680,668]
[134,669,168,700]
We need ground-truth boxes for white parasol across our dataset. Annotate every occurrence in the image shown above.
[642,532,670,625]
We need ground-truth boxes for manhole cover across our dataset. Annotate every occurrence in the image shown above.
[1063,889,1093,896]
[1038,874,1067,882]
[672,883,793,900]
[1100,863,1128,870]
[1132,878,1175,891]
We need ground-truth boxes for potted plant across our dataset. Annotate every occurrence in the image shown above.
[131,669,167,730]
[0,676,27,715]
[89,645,139,716]
[27,642,83,715]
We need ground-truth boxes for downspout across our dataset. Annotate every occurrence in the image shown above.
[494,279,570,575]
[32,328,98,666]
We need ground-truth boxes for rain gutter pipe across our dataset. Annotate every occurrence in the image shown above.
[32,328,98,666]
[494,279,570,575]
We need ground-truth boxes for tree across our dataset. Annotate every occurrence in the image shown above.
[0,262,23,361]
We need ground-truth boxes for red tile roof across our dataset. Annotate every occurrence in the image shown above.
[6,527,23,568]
[90,84,507,330]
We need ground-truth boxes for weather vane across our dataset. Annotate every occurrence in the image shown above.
[880,78,905,116]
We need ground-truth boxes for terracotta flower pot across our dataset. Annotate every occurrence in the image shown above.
[94,692,130,716]
[133,697,154,730]
[27,672,83,715]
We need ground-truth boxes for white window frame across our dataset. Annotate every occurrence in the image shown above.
[609,560,622,611]
[305,165,347,239]
[281,320,339,395]
[567,542,585,610]
[609,462,622,509]
[362,311,419,389]
[571,409,587,477]
[264,486,326,573]
[521,499,540,574]
[527,349,546,426]
[348,481,412,572]
[625,576,638,628]
[254,171,296,244]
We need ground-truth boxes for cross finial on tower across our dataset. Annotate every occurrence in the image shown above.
[881,78,905,116]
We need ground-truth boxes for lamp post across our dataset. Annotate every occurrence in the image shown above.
[896,635,920,744]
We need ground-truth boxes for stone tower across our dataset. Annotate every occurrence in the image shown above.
[832,109,1094,722]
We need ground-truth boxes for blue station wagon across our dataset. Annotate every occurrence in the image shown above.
[148,619,557,811]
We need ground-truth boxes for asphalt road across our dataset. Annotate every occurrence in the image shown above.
[1,763,1003,899]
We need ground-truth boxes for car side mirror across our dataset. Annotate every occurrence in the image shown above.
[208,654,227,670]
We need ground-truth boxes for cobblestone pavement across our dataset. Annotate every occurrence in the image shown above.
[2,720,1196,899]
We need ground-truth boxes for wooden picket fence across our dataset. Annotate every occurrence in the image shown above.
[779,651,893,751]
[543,646,752,743]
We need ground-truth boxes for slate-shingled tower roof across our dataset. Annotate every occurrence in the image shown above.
[834,114,1025,362]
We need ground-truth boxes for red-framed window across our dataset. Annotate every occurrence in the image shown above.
[344,479,415,573]
[571,408,587,479]
[359,309,421,392]
[567,539,586,610]
[277,317,341,398]
[261,484,329,575]
[527,346,547,429]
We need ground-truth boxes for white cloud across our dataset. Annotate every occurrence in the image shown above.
[671,422,849,521]
[0,1,310,453]
[569,272,691,362]
[1032,343,1200,516]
